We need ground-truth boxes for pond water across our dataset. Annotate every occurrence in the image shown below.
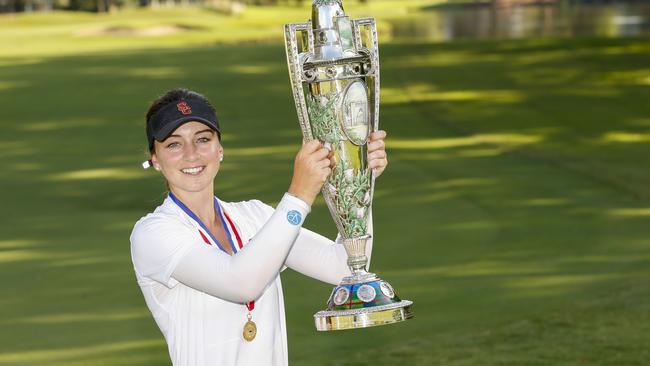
[388,1,650,41]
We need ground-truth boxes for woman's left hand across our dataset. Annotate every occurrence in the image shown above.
[367,130,388,178]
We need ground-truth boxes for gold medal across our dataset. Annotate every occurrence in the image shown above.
[243,314,257,341]
[243,320,257,341]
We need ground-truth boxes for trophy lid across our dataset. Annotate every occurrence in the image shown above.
[312,0,344,27]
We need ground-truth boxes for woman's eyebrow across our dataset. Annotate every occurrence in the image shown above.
[195,129,214,135]
[168,129,214,138]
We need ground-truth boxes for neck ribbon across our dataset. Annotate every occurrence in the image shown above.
[168,191,237,254]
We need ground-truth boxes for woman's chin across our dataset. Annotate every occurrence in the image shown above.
[171,175,217,194]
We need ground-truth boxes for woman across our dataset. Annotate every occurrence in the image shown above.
[130,88,388,366]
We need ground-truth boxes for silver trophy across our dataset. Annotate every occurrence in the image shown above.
[284,0,413,331]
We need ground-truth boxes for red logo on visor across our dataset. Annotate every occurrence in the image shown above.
[177,101,192,115]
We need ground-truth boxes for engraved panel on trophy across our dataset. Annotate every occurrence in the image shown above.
[340,80,370,146]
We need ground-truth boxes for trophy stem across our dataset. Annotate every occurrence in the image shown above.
[342,235,370,275]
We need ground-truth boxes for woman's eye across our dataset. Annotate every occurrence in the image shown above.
[197,137,211,143]
[166,142,180,149]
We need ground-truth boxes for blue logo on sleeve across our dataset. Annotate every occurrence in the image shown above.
[287,210,302,225]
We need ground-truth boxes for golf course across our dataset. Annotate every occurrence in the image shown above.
[1,1,649,365]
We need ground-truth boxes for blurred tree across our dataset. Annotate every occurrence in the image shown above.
[0,0,57,12]
[0,0,18,12]
[0,0,371,13]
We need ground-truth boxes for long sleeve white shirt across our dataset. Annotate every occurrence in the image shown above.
[130,193,373,366]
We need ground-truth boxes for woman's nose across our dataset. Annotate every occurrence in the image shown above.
[183,143,199,161]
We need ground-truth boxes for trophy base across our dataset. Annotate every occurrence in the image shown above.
[314,275,414,331]
[314,300,413,331]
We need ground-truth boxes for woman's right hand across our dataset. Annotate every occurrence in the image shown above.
[288,140,334,206]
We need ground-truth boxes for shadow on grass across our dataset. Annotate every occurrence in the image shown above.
[0,37,649,365]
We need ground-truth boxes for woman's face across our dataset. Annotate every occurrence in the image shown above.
[151,121,223,196]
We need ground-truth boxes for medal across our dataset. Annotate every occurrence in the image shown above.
[242,300,256,342]
[243,313,257,342]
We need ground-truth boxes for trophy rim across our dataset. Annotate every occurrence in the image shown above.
[313,300,413,331]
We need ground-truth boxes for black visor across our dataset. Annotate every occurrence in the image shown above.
[147,99,220,150]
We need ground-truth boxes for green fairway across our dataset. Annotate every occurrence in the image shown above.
[1,5,650,366]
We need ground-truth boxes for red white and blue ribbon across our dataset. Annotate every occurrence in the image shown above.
[168,191,243,253]
[220,207,244,252]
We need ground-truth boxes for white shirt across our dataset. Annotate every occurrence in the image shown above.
[130,193,372,366]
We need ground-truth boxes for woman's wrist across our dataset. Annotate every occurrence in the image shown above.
[287,186,315,207]
[276,192,311,227]
[284,191,312,213]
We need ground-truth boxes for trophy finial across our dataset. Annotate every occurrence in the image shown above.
[313,0,343,6]
[311,0,347,60]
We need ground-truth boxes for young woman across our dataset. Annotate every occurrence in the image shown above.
[130,88,388,366]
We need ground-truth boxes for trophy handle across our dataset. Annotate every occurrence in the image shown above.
[353,18,380,133]
[352,18,381,201]
[284,22,315,142]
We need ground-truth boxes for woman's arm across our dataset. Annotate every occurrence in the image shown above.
[285,210,374,286]
[170,194,310,303]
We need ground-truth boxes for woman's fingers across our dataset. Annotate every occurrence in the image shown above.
[312,146,331,161]
[368,130,387,142]
[369,157,388,177]
[289,140,334,205]
[329,153,337,167]
[368,134,386,152]
[369,130,387,141]
[367,149,387,161]
[302,139,322,152]
[367,130,388,177]
[367,139,384,152]
[369,157,388,169]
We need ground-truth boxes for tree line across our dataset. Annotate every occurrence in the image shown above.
[0,0,369,14]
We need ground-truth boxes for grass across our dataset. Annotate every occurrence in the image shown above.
[1,4,650,366]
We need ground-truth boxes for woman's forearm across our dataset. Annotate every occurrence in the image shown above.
[172,193,310,303]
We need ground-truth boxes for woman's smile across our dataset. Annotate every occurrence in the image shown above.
[181,166,206,176]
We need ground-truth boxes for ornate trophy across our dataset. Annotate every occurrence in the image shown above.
[284,0,413,331]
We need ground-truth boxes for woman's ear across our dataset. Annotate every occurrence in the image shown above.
[151,153,161,171]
